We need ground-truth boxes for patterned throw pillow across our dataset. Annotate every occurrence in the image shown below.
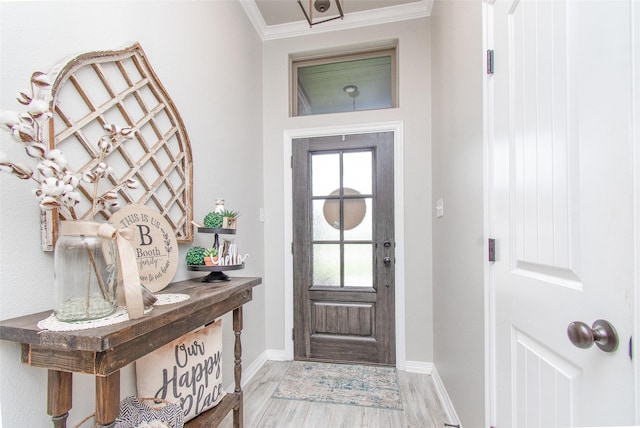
[115,396,184,428]
[135,319,225,422]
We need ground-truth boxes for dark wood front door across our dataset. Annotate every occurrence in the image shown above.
[292,132,395,365]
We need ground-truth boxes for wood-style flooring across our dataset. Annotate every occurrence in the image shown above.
[219,360,448,428]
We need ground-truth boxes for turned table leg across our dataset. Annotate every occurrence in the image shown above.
[48,370,72,428]
[95,371,120,428]
[233,306,243,428]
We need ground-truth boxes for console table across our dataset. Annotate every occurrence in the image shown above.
[0,276,261,428]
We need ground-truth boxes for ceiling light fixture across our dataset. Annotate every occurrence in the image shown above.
[343,84,358,95]
[297,0,344,27]
[343,84,359,110]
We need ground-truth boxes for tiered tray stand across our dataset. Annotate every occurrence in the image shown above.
[187,227,244,282]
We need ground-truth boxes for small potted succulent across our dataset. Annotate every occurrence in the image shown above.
[203,247,218,266]
[221,210,239,229]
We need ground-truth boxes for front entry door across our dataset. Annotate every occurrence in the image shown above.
[490,0,637,425]
[292,132,395,365]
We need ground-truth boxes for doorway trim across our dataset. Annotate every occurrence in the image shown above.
[633,0,640,420]
[282,120,406,369]
[483,2,496,428]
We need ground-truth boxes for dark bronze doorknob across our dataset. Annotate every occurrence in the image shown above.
[567,319,619,352]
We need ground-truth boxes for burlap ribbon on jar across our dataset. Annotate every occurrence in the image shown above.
[60,221,145,320]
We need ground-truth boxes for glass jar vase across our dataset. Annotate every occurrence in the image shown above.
[53,221,118,322]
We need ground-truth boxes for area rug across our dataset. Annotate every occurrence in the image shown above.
[272,361,403,410]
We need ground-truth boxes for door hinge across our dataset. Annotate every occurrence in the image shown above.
[292,328,295,341]
[488,238,496,262]
[487,49,494,74]
[291,242,294,254]
[290,155,293,168]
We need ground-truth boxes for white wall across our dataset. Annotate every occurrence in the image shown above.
[0,1,264,426]
[431,0,486,426]
[262,18,433,364]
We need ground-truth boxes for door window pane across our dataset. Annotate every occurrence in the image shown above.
[344,198,372,241]
[344,244,372,287]
[312,153,339,196]
[313,199,340,240]
[313,244,340,286]
[343,151,372,194]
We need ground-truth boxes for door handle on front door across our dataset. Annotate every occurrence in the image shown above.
[382,241,393,266]
[567,319,619,352]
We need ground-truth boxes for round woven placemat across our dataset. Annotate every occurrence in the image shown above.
[37,293,189,332]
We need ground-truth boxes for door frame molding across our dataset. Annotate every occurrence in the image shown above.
[483,1,496,427]
[282,120,406,368]
[632,0,640,421]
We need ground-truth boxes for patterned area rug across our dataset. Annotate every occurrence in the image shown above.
[272,361,403,410]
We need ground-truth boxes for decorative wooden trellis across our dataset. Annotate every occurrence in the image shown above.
[42,43,193,250]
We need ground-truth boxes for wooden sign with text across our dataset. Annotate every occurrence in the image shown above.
[110,204,179,292]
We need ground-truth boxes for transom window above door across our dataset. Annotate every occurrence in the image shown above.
[290,45,397,116]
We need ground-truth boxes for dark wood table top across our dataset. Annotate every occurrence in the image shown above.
[0,276,261,375]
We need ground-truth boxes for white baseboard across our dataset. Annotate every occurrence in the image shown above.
[403,360,433,374]
[244,350,268,384]
[265,349,289,361]
[431,365,462,427]
[225,350,268,392]
[225,349,289,390]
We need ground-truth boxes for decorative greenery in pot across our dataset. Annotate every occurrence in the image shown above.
[203,211,223,229]
[203,209,239,229]
[0,72,144,322]
[221,209,239,219]
[222,209,239,229]
[203,247,218,266]
[185,246,206,266]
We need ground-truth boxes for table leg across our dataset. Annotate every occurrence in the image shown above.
[95,371,120,428]
[233,306,243,428]
[47,370,72,428]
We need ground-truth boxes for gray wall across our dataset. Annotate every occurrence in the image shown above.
[0,2,264,426]
[431,0,487,426]
[262,18,434,365]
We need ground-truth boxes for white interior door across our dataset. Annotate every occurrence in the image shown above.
[489,0,637,426]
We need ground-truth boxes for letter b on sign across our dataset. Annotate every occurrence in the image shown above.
[138,224,153,246]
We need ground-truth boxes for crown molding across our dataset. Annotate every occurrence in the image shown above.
[239,0,269,37]
[240,0,433,41]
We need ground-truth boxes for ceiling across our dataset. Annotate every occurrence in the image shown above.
[255,0,422,26]
[241,0,433,40]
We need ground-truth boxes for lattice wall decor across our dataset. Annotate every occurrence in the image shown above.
[42,43,193,250]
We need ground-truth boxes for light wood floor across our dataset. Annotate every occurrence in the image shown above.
[219,360,448,428]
